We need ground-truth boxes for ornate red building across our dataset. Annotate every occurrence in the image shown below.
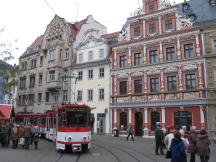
[111,0,207,136]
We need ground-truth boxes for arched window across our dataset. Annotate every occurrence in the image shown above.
[174,111,192,130]
[151,111,160,131]
[120,112,127,130]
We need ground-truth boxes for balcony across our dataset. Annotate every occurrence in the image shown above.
[46,81,62,91]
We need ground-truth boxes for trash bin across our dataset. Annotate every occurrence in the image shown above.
[114,129,119,137]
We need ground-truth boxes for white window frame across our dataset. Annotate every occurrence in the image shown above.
[88,69,93,80]
[88,50,94,61]
[78,53,83,63]
[48,49,56,61]
[99,48,105,59]
[49,71,55,81]
[99,67,104,78]
[99,88,104,101]
[88,89,93,101]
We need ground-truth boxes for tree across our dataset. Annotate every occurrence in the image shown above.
[0,25,16,61]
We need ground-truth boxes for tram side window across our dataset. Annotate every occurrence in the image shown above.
[67,110,88,127]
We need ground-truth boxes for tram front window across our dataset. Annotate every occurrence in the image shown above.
[66,108,88,127]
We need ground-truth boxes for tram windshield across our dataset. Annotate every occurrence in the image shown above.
[66,108,88,127]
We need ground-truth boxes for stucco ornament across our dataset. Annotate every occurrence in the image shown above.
[134,7,145,16]
[131,71,144,77]
[176,15,193,30]
[160,0,172,9]
[118,28,128,42]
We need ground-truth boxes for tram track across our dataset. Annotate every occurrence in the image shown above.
[94,138,157,162]
[94,143,121,162]
[54,153,63,162]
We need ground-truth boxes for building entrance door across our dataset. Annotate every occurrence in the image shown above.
[151,111,160,131]
[174,111,192,130]
[97,113,105,134]
[135,112,143,136]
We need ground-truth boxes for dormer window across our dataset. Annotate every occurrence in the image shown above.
[134,26,141,38]
[182,2,190,12]
[149,3,155,13]
[209,0,216,5]
[165,19,173,31]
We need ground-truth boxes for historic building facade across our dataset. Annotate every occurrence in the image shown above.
[71,15,111,134]
[203,24,216,137]
[16,15,87,113]
[111,0,207,136]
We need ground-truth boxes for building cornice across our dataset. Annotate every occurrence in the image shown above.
[71,59,110,69]
[110,99,208,108]
[112,28,200,49]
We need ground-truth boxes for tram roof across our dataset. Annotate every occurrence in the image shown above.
[57,104,91,110]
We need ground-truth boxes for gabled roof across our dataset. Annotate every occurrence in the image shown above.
[0,104,12,120]
[20,35,43,59]
[179,0,216,26]
[102,32,119,40]
[69,18,88,39]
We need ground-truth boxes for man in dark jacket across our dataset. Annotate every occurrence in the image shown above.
[188,126,197,162]
[170,131,187,162]
[155,124,164,155]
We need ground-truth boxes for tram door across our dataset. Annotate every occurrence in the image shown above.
[97,113,105,134]
[135,112,143,136]
[151,111,160,131]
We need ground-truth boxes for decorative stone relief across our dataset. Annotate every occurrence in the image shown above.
[164,67,178,73]
[118,28,129,42]
[176,16,193,30]
[160,0,172,10]
[131,71,144,77]
[147,68,161,75]
[182,64,197,71]
[134,7,145,16]
[117,73,128,79]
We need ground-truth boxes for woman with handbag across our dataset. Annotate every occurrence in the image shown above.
[18,123,25,148]
[164,127,175,158]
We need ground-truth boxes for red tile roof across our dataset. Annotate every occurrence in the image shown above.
[102,32,119,40]
[0,104,12,120]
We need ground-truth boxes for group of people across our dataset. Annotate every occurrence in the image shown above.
[0,122,40,150]
[155,124,211,162]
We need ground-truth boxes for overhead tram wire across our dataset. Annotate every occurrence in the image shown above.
[42,0,57,15]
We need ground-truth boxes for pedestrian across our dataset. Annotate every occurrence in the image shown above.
[33,126,40,150]
[187,126,197,162]
[11,123,19,149]
[126,126,134,141]
[0,122,8,147]
[164,126,175,158]
[18,123,25,148]
[196,129,211,162]
[170,131,187,162]
[24,122,32,150]
[155,124,164,155]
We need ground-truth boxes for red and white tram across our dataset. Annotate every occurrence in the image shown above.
[14,104,92,153]
[56,104,92,152]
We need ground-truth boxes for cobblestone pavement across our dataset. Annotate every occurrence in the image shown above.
[0,135,215,162]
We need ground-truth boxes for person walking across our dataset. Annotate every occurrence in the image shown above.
[155,124,164,155]
[170,131,187,162]
[11,123,19,149]
[126,126,134,141]
[164,127,175,158]
[188,126,197,162]
[18,123,25,148]
[196,129,211,162]
[24,122,32,150]
[32,126,40,150]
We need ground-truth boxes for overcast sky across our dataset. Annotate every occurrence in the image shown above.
[0,0,183,65]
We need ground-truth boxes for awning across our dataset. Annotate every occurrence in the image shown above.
[0,104,13,120]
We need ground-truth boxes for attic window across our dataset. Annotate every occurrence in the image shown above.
[182,2,190,12]
[209,0,216,5]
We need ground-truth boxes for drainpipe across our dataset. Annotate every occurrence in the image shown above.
[201,31,209,133]
[109,58,112,135]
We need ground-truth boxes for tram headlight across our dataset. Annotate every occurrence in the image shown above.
[83,136,87,141]
[68,136,72,142]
